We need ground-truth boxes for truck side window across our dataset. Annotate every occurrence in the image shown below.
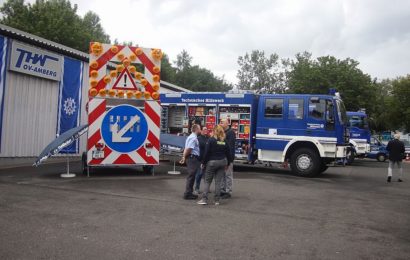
[265,98,283,118]
[309,98,326,120]
[289,99,304,119]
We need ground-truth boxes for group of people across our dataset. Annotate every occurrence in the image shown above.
[180,119,235,205]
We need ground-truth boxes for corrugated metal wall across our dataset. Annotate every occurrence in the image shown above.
[1,71,59,156]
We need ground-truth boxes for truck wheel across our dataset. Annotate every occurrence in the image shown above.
[290,148,321,177]
[377,153,387,162]
[81,152,88,175]
[320,162,329,173]
[346,147,355,165]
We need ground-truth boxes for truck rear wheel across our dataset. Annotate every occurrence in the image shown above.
[290,148,321,177]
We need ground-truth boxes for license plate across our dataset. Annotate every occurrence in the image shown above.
[92,150,104,159]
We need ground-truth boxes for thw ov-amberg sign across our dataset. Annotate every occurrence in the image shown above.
[9,41,62,81]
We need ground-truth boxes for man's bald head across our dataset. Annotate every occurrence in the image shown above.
[220,119,229,130]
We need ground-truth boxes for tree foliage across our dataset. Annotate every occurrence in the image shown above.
[237,50,287,93]
[164,50,232,92]
[0,0,110,52]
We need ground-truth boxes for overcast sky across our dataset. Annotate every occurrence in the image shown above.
[9,0,410,84]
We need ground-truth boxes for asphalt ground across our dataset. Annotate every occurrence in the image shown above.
[0,159,409,260]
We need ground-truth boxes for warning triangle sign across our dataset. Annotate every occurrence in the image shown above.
[112,68,139,90]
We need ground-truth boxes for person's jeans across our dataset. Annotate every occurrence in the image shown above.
[184,157,201,196]
[221,163,234,194]
[194,167,204,191]
[202,159,227,202]
[388,160,403,179]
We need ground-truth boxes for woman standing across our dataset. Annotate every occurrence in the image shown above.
[197,125,233,206]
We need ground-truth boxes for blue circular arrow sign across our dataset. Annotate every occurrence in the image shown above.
[101,105,148,153]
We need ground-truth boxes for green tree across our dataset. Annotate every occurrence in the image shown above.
[237,50,287,93]
[286,52,375,114]
[390,75,410,131]
[172,50,232,92]
[0,0,110,52]
[160,53,176,83]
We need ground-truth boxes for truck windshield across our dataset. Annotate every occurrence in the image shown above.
[336,100,348,125]
[348,115,369,129]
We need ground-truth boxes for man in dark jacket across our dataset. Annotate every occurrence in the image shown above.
[220,119,236,198]
[386,133,405,182]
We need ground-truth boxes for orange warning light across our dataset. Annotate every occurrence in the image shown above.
[89,88,98,97]
[144,91,151,99]
[135,91,142,99]
[90,60,99,69]
[152,92,160,100]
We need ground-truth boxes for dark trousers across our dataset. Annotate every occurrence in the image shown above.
[194,167,204,190]
[202,159,227,202]
[184,157,201,195]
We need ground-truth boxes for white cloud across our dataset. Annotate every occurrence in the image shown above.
[3,0,410,83]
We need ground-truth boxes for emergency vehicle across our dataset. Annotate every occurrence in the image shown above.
[346,111,371,164]
[160,92,349,177]
[82,42,162,174]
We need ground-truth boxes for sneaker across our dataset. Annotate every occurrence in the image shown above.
[215,201,220,206]
[387,176,392,183]
[221,193,231,199]
[398,179,403,182]
[197,199,208,205]
[183,194,198,200]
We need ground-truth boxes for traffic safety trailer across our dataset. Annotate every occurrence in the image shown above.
[83,42,162,173]
[161,92,349,177]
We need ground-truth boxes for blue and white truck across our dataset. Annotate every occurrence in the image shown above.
[160,92,349,177]
[346,111,371,164]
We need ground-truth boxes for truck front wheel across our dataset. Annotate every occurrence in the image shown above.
[290,148,321,177]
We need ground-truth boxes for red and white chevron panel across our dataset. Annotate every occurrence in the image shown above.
[86,98,160,165]
[86,42,161,166]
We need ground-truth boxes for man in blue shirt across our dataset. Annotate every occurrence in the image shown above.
[180,124,201,199]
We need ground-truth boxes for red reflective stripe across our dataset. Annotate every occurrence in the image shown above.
[90,45,126,73]
[114,154,134,164]
[87,131,101,150]
[148,131,159,149]
[137,147,157,164]
[145,102,160,127]
[137,52,156,75]
[144,81,154,93]
[88,100,106,125]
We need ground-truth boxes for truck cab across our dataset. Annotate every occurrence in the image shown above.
[346,111,371,164]
[255,94,349,176]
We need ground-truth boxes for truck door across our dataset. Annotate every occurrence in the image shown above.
[306,97,336,138]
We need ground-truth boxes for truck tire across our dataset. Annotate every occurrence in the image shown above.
[320,162,329,173]
[377,153,387,162]
[346,147,355,165]
[81,152,88,175]
[290,148,321,177]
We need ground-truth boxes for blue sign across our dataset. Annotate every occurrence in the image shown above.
[101,105,148,153]
[9,41,62,81]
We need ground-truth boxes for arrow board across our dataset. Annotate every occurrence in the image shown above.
[100,105,149,153]
[112,68,138,90]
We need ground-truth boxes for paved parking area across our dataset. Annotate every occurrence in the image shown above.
[1,160,410,259]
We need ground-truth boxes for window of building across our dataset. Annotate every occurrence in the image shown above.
[288,99,304,119]
[265,98,283,118]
